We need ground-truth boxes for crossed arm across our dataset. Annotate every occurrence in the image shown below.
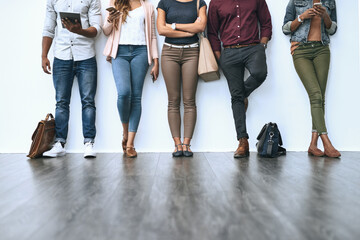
[156,6,207,38]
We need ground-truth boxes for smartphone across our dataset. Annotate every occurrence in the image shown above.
[313,2,322,7]
[106,7,117,12]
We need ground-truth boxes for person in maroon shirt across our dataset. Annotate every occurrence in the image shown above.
[208,0,272,158]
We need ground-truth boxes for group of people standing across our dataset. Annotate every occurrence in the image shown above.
[41,0,340,159]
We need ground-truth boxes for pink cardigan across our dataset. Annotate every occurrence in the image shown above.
[103,0,159,65]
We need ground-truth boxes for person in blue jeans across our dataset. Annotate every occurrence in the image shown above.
[103,0,159,157]
[41,0,102,158]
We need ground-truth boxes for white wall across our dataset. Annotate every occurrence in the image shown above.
[0,0,359,153]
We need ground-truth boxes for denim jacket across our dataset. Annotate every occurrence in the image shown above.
[282,0,337,45]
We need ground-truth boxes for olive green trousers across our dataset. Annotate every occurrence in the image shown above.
[292,42,330,134]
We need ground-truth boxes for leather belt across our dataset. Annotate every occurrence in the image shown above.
[164,43,199,49]
[224,43,258,49]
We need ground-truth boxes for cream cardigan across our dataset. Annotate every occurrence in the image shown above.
[103,0,159,64]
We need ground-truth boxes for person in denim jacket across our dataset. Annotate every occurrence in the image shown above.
[282,0,340,158]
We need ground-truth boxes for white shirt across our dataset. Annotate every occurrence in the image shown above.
[42,0,102,61]
[119,6,146,45]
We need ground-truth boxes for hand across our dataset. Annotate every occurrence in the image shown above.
[62,18,82,34]
[150,63,159,82]
[214,51,221,61]
[42,56,51,74]
[107,10,120,23]
[313,5,328,18]
[300,8,317,20]
[166,23,172,28]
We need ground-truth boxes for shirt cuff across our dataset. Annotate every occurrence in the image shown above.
[326,21,337,35]
[282,21,292,35]
[92,24,102,38]
[42,30,55,39]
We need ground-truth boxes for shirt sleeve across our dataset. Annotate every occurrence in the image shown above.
[157,0,166,11]
[150,7,159,59]
[89,0,102,37]
[207,0,221,52]
[326,1,337,35]
[282,0,295,35]
[257,0,272,40]
[200,0,207,9]
[42,0,57,38]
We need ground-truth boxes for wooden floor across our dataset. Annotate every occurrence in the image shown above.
[0,152,359,240]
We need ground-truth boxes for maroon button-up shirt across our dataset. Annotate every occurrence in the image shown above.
[207,0,272,52]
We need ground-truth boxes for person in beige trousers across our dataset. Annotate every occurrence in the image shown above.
[157,0,207,157]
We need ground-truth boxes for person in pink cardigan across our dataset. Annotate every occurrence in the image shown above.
[103,0,159,158]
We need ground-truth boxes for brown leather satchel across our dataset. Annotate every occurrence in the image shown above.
[27,114,55,158]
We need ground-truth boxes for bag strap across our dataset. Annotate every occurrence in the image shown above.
[267,140,273,156]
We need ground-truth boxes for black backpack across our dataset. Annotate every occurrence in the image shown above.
[256,122,286,158]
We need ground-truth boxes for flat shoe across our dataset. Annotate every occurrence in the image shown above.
[172,144,183,157]
[324,149,341,158]
[308,147,325,157]
[126,147,137,158]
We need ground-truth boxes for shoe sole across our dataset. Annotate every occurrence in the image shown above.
[84,154,96,158]
[234,152,250,158]
[307,152,325,157]
[43,152,66,158]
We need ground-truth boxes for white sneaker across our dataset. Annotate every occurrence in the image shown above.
[43,141,66,158]
[84,142,96,158]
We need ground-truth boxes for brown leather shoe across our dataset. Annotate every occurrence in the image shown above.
[126,147,137,158]
[308,147,325,157]
[324,148,341,158]
[234,138,249,158]
[244,98,248,112]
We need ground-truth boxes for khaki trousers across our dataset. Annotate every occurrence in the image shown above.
[161,45,199,138]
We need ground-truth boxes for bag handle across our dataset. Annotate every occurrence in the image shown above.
[45,113,54,121]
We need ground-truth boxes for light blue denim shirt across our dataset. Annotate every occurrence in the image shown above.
[282,0,337,45]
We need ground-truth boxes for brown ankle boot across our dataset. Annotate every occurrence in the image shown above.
[234,138,249,158]
[308,147,325,157]
[126,147,137,158]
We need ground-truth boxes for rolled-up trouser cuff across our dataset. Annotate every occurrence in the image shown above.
[55,138,66,144]
[84,138,95,144]
[312,130,328,136]
[237,133,249,140]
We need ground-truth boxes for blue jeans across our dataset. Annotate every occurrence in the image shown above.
[53,57,97,144]
[112,45,149,132]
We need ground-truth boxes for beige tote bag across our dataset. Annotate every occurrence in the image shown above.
[197,0,220,81]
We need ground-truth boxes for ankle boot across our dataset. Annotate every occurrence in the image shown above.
[234,138,249,158]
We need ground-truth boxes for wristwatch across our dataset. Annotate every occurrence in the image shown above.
[297,15,303,23]
[171,23,176,30]
[262,43,267,49]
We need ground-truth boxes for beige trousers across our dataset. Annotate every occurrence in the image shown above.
[161,45,199,139]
